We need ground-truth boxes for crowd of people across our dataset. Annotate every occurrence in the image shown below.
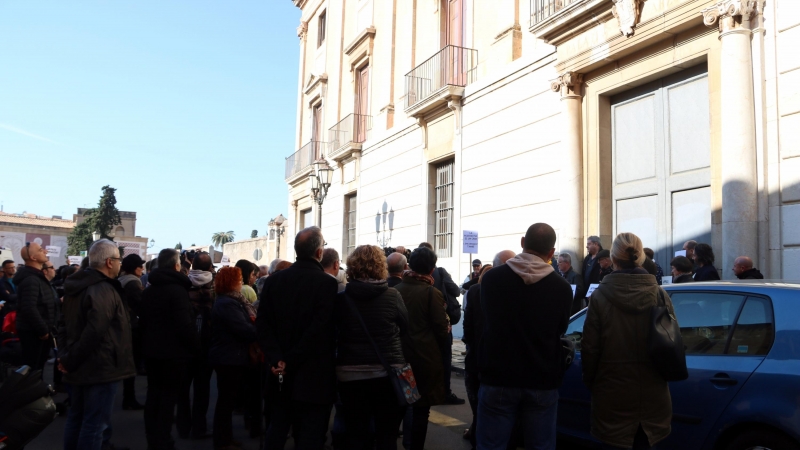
[0,224,770,450]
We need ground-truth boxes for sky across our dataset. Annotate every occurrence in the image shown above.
[0,1,301,250]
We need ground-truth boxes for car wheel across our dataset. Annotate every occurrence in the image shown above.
[726,428,800,450]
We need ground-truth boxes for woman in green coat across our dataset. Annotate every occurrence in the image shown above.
[582,232,676,449]
[394,247,450,450]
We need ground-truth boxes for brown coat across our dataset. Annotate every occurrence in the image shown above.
[394,276,449,407]
[581,273,675,449]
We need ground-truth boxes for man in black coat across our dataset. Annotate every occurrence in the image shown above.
[576,236,603,301]
[477,223,573,450]
[139,248,201,450]
[733,256,765,280]
[257,226,337,450]
[14,242,58,375]
[387,252,407,288]
[0,259,18,317]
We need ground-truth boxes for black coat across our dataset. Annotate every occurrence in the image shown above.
[139,268,201,361]
[257,257,338,405]
[57,268,135,385]
[334,281,407,366]
[577,254,602,300]
[694,265,721,281]
[1,276,18,309]
[13,266,58,336]
[737,268,764,280]
[432,266,461,324]
[462,284,484,373]
[387,276,403,288]
[673,274,695,284]
[479,266,572,389]
[208,294,257,367]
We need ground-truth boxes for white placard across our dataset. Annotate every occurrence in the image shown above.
[585,283,600,299]
[46,246,62,257]
[463,230,478,253]
[221,255,230,266]
[68,256,82,266]
[662,276,673,285]
[674,250,687,257]
[571,284,577,299]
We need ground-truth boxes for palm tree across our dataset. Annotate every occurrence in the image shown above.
[211,231,235,248]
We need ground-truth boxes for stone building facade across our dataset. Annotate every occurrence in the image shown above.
[284,0,800,281]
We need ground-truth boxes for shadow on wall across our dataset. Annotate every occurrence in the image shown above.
[375,200,394,249]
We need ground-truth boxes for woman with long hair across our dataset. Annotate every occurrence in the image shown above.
[581,232,677,449]
[335,245,408,450]
[208,266,257,450]
[692,243,720,281]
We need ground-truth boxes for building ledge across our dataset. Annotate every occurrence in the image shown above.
[529,0,611,46]
[345,27,376,56]
[285,165,314,186]
[328,142,362,163]
[303,73,328,96]
[404,85,465,119]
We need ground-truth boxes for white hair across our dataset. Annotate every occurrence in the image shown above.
[268,258,285,275]
[89,239,119,268]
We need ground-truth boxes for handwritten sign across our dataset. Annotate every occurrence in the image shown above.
[68,256,82,266]
[221,255,230,266]
[46,246,61,257]
[463,230,478,253]
[674,250,687,257]
[662,276,673,285]
[571,284,577,299]
[585,283,600,299]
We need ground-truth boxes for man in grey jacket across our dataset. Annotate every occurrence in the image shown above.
[58,239,135,450]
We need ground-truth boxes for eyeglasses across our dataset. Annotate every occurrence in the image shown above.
[108,257,122,262]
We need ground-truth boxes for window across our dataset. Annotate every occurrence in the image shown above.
[565,311,587,351]
[300,208,313,229]
[317,11,326,47]
[434,160,454,258]
[670,292,746,355]
[728,297,774,356]
[344,194,357,257]
[269,229,275,240]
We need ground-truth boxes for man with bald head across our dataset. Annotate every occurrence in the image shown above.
[257,226,338,449]
[733,256,764,280]
[387,252,407,287]
[14,242,59,376]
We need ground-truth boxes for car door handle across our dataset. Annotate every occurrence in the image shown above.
[709,375,738,386]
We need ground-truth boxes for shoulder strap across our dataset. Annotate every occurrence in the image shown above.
[344,294,393,373]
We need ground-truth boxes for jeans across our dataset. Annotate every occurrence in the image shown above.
[176,357,213,437]
[212,364,245,447]
[401,405,430,450]
[63,382,118,450]
[339,376,404,450]
[476,385,558,450]
[265,397,333,450]
[144,358,188,450]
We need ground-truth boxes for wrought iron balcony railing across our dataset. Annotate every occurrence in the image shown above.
[285,141,325,180]
[328,114,372,157]
[530,0,578,26]
[404,45,478,110]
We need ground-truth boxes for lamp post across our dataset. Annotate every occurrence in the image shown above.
[375,201,394,248]
[272,214,286,259]
[309,159,334,227]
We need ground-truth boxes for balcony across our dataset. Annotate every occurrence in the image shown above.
[285,141,325,183]
[404,45,478,117]
[328,114,372,162]
[530,0,580,26]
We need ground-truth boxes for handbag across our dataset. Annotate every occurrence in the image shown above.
[344,294,421,406]
[647,288,689,381]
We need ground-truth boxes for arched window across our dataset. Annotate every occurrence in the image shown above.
[115,226,125,236]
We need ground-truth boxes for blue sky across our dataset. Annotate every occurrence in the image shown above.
[0,1,300,250]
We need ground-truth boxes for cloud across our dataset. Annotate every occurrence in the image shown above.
[0,123,60,145]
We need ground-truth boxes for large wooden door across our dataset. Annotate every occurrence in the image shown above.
[355,66,369,142]
[611,65,711,270]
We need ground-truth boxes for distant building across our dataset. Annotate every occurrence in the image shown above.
[221,216,289,267]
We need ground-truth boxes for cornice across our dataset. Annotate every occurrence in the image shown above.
[344,27,377,56]
[303,73,328,96]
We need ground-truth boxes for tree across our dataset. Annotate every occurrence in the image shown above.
[251,230,258,239]
[175,242,183,250]
[211,231,235,248]
[190,243,196,247]
[66,185,122,255]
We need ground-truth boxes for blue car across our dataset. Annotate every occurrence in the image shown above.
[558,281,800,450]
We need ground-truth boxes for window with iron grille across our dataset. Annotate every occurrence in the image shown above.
[344,194,357,257]
[434,160,454,258]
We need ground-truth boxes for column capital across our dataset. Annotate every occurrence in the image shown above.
[297,21,309,42]
[702,0,760,33]
[551,72,584,99]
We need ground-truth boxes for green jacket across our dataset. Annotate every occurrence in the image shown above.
[394,276,450,407]
[582,273,675,449]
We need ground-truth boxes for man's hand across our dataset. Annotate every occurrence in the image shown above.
[57,359,67,374]
[39,333,49,341]
[270,360,286,376]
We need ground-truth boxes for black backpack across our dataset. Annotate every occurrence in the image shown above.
[0,366,57,449]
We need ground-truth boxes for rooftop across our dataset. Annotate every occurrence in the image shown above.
[0,211,76,229]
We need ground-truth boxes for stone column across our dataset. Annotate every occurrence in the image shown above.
[551,72,584,265]
[703,0,759,279]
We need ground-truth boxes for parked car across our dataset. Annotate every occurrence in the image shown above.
[558,281,800,450]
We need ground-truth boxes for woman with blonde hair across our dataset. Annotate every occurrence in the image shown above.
[581,232,676,449]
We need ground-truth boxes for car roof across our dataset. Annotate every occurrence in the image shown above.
[664,280,800,291]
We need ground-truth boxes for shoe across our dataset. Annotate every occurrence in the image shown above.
[463,428,472,440]
[122,398,144,410]
[444,392,466,405]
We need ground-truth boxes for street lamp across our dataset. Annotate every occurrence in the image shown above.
[376,201,394,248]
[309,158,334,226]
[92,231,101,241]
[272,214,286,259]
